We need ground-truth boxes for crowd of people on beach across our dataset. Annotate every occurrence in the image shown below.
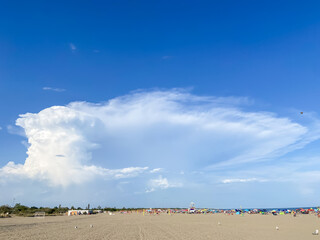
[117,207,320,217]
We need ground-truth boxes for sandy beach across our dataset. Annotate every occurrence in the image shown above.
[1,213,320,240]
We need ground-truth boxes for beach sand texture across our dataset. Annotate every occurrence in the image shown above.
[1,213,320,240]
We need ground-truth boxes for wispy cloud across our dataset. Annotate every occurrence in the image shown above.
[221,178,266,184]
[21,140,30,148]
[86,166,149,179]
[7,125,25,136]
[150,168,163,173]
[69,43,77,52]
[43,87,66,92]
[162,55,173,60]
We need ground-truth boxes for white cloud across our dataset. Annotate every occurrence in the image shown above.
[1,105,148,187]
[43,87,66,92]
[0,89,319,189]
[146,175,182,192]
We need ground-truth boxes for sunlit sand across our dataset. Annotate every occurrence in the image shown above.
[1,213,320,239]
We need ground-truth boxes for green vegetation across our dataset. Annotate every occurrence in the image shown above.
[0,204,69,217]
[0,204,149,217]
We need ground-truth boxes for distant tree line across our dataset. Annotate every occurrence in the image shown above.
[0,204,69,217]
[0,204,150,217]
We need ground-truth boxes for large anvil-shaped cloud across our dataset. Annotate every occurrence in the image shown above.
[0,90,315,187]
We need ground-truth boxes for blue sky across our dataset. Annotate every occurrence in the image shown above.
[1,0,320,209]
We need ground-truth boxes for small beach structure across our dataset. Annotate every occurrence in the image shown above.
[68,209,93,216]
[188,202,195,213]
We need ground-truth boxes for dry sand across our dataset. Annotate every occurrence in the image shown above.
[1,213,320,240]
